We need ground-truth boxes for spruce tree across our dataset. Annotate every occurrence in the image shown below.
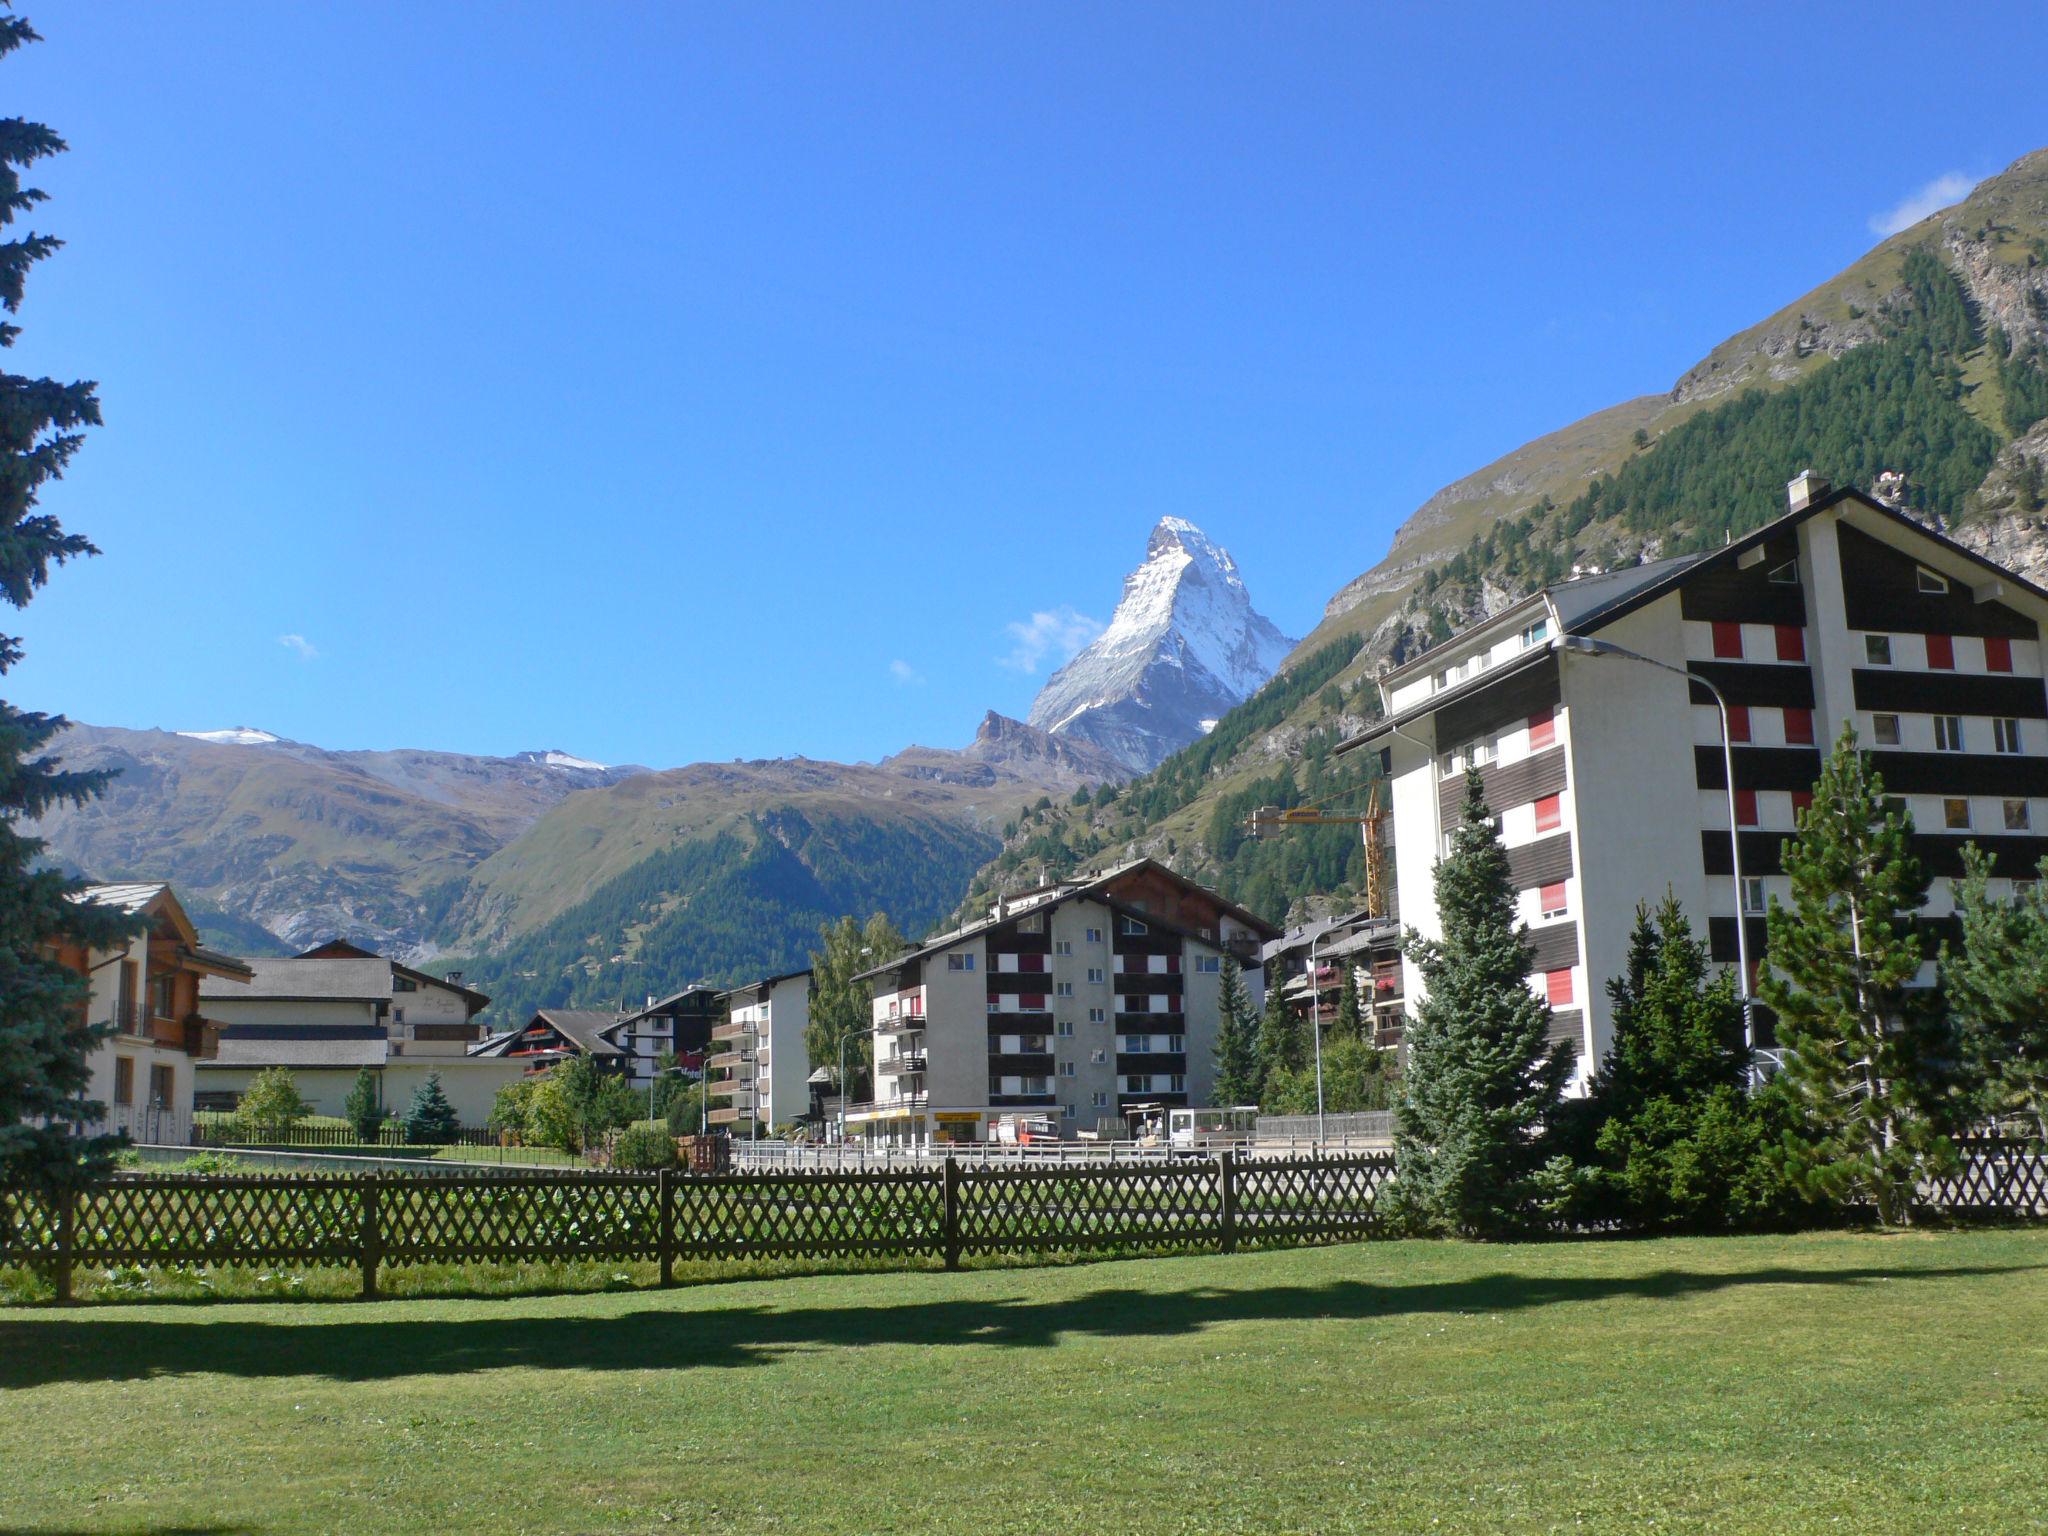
[342,1067,384,1142]
[1255,981,1305,1104]
[0,11,125,1190]
[1392,768,1573,1236]
[1942,844,2048,1144]
[1211,958,1261,1106]
[1334,961,1364,1038]
[404,1073,460,1144]
[1761,725,1958,1224]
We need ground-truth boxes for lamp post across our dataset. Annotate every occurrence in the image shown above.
[1550,633,1756,1061]
[1308,929,1327,1142]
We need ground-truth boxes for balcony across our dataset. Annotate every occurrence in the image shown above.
[875,1013,927,1034]
[706,1104,743,1126]
[710,1020,752,1043]
[885,1053,928,1075]
[707,1050,754,1073]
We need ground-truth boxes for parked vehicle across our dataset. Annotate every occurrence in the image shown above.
[993,1113,1060,1146]
[1167,1106,1259,1155]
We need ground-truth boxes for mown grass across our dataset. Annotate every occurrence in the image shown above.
[2,1228,2044,1535]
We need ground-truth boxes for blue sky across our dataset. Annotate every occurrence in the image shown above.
[10,3,2047,767]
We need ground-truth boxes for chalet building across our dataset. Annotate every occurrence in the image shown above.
[707,971,812,1132]
[1338,475,2048,1087]
[470,1009,630,1075]
[849,860,1281,1145]
[614,986,722,1083]
[57,884,253,1144]
[1260,909,1406,1055]
[197,940,519,1124]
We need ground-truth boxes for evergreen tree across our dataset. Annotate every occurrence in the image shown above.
[1761,726,1958,1225]
[1256,982,1305,1101]
[1942,844,2048,1144]
[1263,1033,1394,1114]
[806,912,907,1096]
[0,11,123,1190]
[1334,962,1364,1038]
[341,1067,384,1142]
[1211,959,1260,1107]
[404,1072,460,1144]
[1391,769,1573,1236]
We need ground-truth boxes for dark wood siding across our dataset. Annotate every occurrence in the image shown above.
[1707,916,1770,964]
[1909,833,2048,879]
[1687,660,1816,709]
[1695,745,1825,792]
[1526,922,1579,973]
[1838,524,2037,639]
[1852,668,2048,721]
[1701,829,1791,876]
[1437,656,1561,749]
[1505,833,1573,890]
[1677,535,1806,627]
[986,1052,1055,1074]
[1865,750,2048,797]
[1545,1009,1584,1059]
[1437,746,1568,822]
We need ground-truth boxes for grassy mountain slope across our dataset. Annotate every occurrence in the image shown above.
[965,147,2048,929]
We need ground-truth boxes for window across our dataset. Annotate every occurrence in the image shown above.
[1054,939,1073,957]
[1085,927,1104,944]
[148,1063,174,1106]
[1124,1075,1146,1093]
[1539,882,1567,920]
[1086,966,1105,983]
[1545,968,1574,1007]
[1193,955,1221,974]
[112,1055,133,1106]
[392,1008,405,1027]
[1996,718,2024,755]
[1088,1007,1106,1024]
[1741,877,1766,915]
[1935,715,1965,752]
[1945,798,1972,831]
[1726,705,1751,744]
[1926,633,1955,670]
[1916,566,1949,594]
[1883,796,1908,822]
[1118,916,1148,936]
[1055,1019,1075,1037]
[1522,618,1549,647]
[947,953,975,972]
[1058,1062,1076,1078]
[152,973,177,1020]
[1865,635,1893,665]
[1783,707,1815,746]
[1734,789,1759,826]
[1017,913,1045,934]
[1873,713,1902,746]
[1092,1091,1108,1108]
[1768,561,1799,585]
[1469,736,1496,767]
[1061,1103,1077,1119]
[1986,636,2014,673]
[1528,709,1556,751]
[2006,799,2032,831]
[1775,625,1806,662]
[1055,981,1074,998]
[1711,621,1744,659]
[393,976,418,993]
[1533,794,1562,833]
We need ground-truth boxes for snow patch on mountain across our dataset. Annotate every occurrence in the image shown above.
[1026,519,1295,774]
[178,727,283,746]
[526,750,609,773]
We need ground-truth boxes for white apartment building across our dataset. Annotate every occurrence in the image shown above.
[1339,476,2048,1087]
[851,860,1279,1144]
[708,970,812,1132]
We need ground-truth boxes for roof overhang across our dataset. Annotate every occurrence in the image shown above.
[1336,644,1555,756]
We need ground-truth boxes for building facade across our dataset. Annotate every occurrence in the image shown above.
[707,971,812,1132]
[851,861,1279,1144]
[1340,478,2048,1087]
[58,884,253,1145]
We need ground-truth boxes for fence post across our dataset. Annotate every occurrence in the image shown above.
[358,1174,381,1300]
[53,1182,77,1304]
[1216,1150,1237,1255]
[658,1168,676,1287]
[941,1157,962,1271]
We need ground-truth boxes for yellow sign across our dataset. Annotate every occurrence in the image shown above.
[934,1112,981,1124]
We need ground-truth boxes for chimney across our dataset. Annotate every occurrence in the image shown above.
[1787,471,1830,511]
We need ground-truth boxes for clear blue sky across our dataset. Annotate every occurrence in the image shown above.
[11,3,2046,767]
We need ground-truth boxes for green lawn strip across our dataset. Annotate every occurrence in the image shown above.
[1,1230,2043,1535]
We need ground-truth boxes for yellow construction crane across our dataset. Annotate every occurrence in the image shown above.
[1243,783,1391,920]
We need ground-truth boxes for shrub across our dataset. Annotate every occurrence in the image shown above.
[234,1068,310,1139]
[612,1124,679,1170]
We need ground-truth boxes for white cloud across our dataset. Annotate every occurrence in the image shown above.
[889,658,925,687]
[998,606,1103,674]
[1869,172,1976,237]
[278,633,319,661]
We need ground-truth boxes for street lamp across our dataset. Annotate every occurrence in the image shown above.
[1550,633,1756,1059]
[1308,928,1327,1142]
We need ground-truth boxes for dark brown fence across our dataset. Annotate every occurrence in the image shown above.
[190,1123,500,1150]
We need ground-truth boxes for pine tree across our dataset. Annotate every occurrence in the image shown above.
[342,1068,384,1142]
[1761,725,1958,1225]
[0,11,124,1190]
[1333,961,1364,1038]
[1211,959,1261,1106]
[1256,981,1305,1101]
[807,912,906,1096]
[1392,768,1573,1236]
[404,1073,461,1144]
[1942,844,2048,1144]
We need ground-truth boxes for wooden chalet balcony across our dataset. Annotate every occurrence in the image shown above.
[707,1050,754,1074]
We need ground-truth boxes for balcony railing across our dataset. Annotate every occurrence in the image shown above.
[885,1054,928,1075]
[875,1013,927,1033]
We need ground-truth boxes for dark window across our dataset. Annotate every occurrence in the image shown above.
[112,1056,134,1106]
[1768,561,1799,586]
[1944,798,1972,830]
[1866,635,1892,665]
[1873,713,1902,746]
[148,1062,175,1106]
[1935,715,1965,752]
[1775,625,1805,662]
[2005,799,2032,831]
[1927,634,1955,670]
[1711,622,1744,659]
[1917,566,1950,595]
[1995,718,2024,755]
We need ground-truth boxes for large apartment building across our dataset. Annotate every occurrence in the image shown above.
[1339,476,2048,1087]
[707,971,812,1133]
[850,860,1279,1145]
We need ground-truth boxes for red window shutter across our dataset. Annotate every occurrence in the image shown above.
[1534,794,1562,832]
[1775,625,1805,662]
[1783,707,1815,745]
[1545,968,1574,1007]
[1986,636,2014,673]
[1165,954,1180,974]
[1712,622,1744,659]
[1927,633,1955,670]
[1019,952,1044,973]
[1734,789,1759,826]
[1527,709,1556,750]
[1539,881,1567,914]
[1021,993,1045,1012]
[1791,791,1814,821]
[1726,705,1751,743]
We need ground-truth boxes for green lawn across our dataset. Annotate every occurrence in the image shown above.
[3,1229,2045,1534]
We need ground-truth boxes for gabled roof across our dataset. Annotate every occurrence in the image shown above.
[206,1024,390,1071]
[616,985,721,1025]
[196,952,487,1010]
[715,970,812,1004]
[470,1008,626,1058]
[74,882,254,982]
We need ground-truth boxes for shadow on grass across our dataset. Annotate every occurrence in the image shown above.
[2,1258,2034,1389]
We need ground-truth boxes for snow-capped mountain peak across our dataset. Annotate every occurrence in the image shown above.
[178,726,283,746]
[1026,518,1295,774]
[513,749,610,775]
